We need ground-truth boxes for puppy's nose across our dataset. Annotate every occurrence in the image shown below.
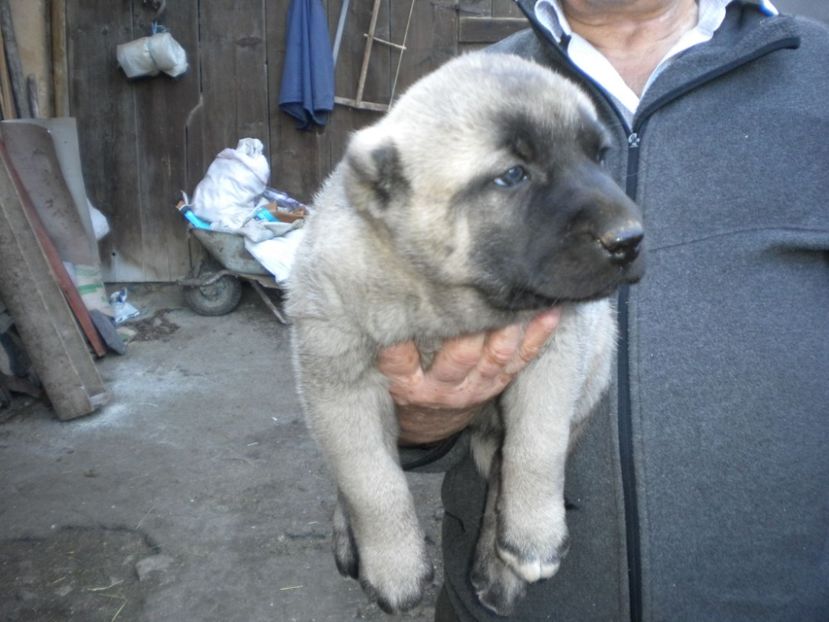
[598,225,643,265]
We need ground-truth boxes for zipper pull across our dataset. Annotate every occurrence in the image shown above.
[628,132,640,148]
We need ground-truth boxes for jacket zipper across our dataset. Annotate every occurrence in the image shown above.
[618,129,642,622]
[511,4,799,620]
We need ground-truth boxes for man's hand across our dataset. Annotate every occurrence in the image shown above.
[378,308,562,446]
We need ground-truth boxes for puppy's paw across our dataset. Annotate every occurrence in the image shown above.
[332,507,359,579]
[496,518,569,583]
[470,543,527,616]
[359,546,434,614]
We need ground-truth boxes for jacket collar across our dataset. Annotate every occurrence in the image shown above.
[636,2,799,118]
[515,0,781,21]
[512,0,800,123]
[533,0,735,44]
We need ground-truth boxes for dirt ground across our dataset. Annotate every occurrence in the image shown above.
[0,285,444,622]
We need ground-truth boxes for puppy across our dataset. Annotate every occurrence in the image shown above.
[288,52,644,616]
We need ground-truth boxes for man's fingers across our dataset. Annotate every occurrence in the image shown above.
[381,307,561,414]
[477,323,524,379]
[506,307,562,374]
[430,333,486,383]
[377,341,422,378]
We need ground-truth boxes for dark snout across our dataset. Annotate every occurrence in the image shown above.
[567,164,645,283]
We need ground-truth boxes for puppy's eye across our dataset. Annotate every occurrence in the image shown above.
[493,166,529,188]
[596,147,609,166]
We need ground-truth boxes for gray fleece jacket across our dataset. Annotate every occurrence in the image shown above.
[433,2,829,620]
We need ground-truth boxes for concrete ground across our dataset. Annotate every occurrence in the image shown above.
[0,285,444,622]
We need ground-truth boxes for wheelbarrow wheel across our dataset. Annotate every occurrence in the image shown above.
[182,262,243,316]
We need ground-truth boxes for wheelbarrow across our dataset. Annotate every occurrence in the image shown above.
[179,226,289,324]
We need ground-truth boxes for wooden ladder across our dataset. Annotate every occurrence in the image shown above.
[334,0,416,113]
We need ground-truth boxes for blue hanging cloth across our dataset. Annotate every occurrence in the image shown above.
[278,0,335,130]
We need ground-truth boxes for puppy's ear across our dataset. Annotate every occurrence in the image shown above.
[344,126,410,214]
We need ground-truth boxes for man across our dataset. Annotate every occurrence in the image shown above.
[380,0,829,620]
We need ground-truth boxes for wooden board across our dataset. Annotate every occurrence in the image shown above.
[267,0,331,202]
[129,1,200,281]
[459,16,527,44]
[392,0,458,97]
[492,0,525,18]
[0,145,109,420]
[324,0,390,183]
[67,0,142,282]
[198,2,269,165]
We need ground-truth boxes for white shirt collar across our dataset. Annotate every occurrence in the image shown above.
[533,0,758,115]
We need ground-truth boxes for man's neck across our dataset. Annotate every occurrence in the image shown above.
[560,0,699,95]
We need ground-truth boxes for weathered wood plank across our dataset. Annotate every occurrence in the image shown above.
[493,0,525,18]
[267,0,335,202]
[459,16,527,43]
[391,0,458,99]
[199,1,269,161]
[67,0,142,282]
[129,1,201,281]
[0,0,31,118]
[367,0,392,105]
[323,0,392,179]
[51,0,70,117]
[0,145,109,420]
[459,0,493,17]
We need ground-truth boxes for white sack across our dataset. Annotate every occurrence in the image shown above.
[191,138,270,223]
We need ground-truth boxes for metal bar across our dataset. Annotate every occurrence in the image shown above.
[332,0,351,67]
[249,280,289,324]
[177,269,237,288]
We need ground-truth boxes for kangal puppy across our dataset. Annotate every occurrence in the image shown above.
[288,52,644,616]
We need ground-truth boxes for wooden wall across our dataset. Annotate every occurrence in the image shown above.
[66,0,528,282]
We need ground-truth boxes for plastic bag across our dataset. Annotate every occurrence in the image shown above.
[117,32,188,79]
[191,138,270,223]
[88,198,110,241]
[109,289,141,324]
[245,228,305,282]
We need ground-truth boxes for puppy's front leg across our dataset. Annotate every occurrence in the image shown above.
[495,347,577,584]
[293,322,433,612]
[470,448,528,616]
